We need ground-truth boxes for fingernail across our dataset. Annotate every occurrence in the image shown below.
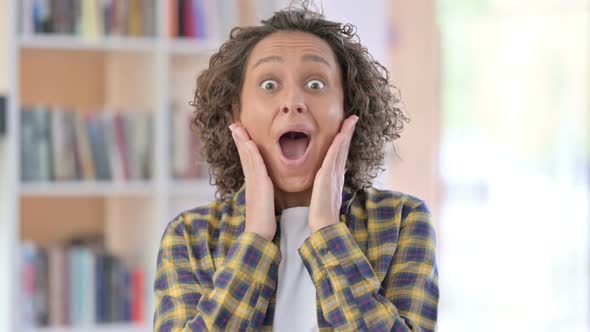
[232,127,241,140]
[230,125,242,141]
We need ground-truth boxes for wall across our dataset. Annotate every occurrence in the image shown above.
[388,0,441,216]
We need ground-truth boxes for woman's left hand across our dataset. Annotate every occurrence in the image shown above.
[308,115,359,233]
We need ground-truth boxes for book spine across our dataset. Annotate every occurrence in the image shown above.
[31,107,53,182]
[114,113,130,181]
[48,246,65,325]
[34,249,49,326]
[51,108,67,181]
[73,112,95,180]
[95,253,105,323]
[131,265,145,322]
[82,248,96,324]
[169,0,178,37]
[21,243,38,327]
[20,110,35,181]
[64,110,82,180]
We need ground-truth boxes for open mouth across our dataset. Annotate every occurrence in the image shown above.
[278,131,311,161]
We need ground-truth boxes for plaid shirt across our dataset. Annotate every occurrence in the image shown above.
[154,185,439,331]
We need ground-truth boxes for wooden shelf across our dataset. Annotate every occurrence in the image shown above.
[167,38,220,55]
[18,35,158,53]
[26,323,149,332]
[20,181,156,197]
[170,179,217,197]
[18,35,223,55]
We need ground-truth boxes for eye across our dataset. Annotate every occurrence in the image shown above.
[306,79,325,90]
[260,79,278,91]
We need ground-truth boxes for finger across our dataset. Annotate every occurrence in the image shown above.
[336,115,359,172]
[232,123,251,141]
[244,140,270,178]
[321,115,358,173]
[322,132,346,172]
[230,124,248,166]
[230,124,252,178]
[233,125,266,177]
[231,124,268,179]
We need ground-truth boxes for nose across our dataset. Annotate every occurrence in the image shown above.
[280,87,307,114]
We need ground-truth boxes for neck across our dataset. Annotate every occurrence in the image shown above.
[274,186,313,210]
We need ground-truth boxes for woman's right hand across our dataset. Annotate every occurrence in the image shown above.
[229,123,277,242]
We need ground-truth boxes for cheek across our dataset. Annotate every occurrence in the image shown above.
[318,103,344,133]
[239,100,271,135]
[239,109,273,153]
[240,90,274,123]
[314,110,344,155]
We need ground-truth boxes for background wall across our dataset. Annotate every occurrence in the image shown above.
[388,0,440,215]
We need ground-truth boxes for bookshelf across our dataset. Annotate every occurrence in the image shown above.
[0,1,288,332]
[0,1,400,332]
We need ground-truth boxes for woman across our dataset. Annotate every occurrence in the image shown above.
[154,3,439,331]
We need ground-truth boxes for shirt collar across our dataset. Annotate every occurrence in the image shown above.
[233,183,356,217]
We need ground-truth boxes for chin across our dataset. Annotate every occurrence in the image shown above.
[272,171,314,193]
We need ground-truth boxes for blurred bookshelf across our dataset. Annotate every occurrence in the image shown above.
[2,0,288,331]
[18,35,158,52]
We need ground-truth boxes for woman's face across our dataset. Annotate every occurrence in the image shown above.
[237,31,344,194]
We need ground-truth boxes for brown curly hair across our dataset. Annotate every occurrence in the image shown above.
[191,1,408,199]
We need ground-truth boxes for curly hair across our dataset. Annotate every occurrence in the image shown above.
[191,1,408,199]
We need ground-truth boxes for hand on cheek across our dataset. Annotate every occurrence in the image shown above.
[308,115,359,233]
[229,123,277,241]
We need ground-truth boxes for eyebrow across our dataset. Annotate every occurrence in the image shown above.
[251,54,332,70]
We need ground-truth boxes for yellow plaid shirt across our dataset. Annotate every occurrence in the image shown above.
[154,185,439,331]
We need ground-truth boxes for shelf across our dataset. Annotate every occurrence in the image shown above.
[17,35,222,55]
[169,179,217,197]
[168,38,221,55]
[25,323,149,332]
[20,181,155,197]
[18,35,157,53]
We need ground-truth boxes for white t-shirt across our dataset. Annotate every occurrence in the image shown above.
[272,207,319,332]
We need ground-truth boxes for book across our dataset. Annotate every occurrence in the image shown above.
[21,0,156,38]
[34,248,50,326]
[20,242,38,328]
[31,106,53,182]
[21,241,147,326]
[20,105,154,183]
[20,109,36,181]
[48,245,67,325]
[86,112,111,181]
[73,111,96,180]
[170,0,234,40]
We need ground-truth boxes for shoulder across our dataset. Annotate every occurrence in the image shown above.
[161,197,237,241]
[353,187,436,253]
[363,186,427,206]
[360,186,430,214]
[353,186,432,229]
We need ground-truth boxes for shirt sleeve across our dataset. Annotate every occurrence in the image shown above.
[154,215,282,332]
[298,201,439,331]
